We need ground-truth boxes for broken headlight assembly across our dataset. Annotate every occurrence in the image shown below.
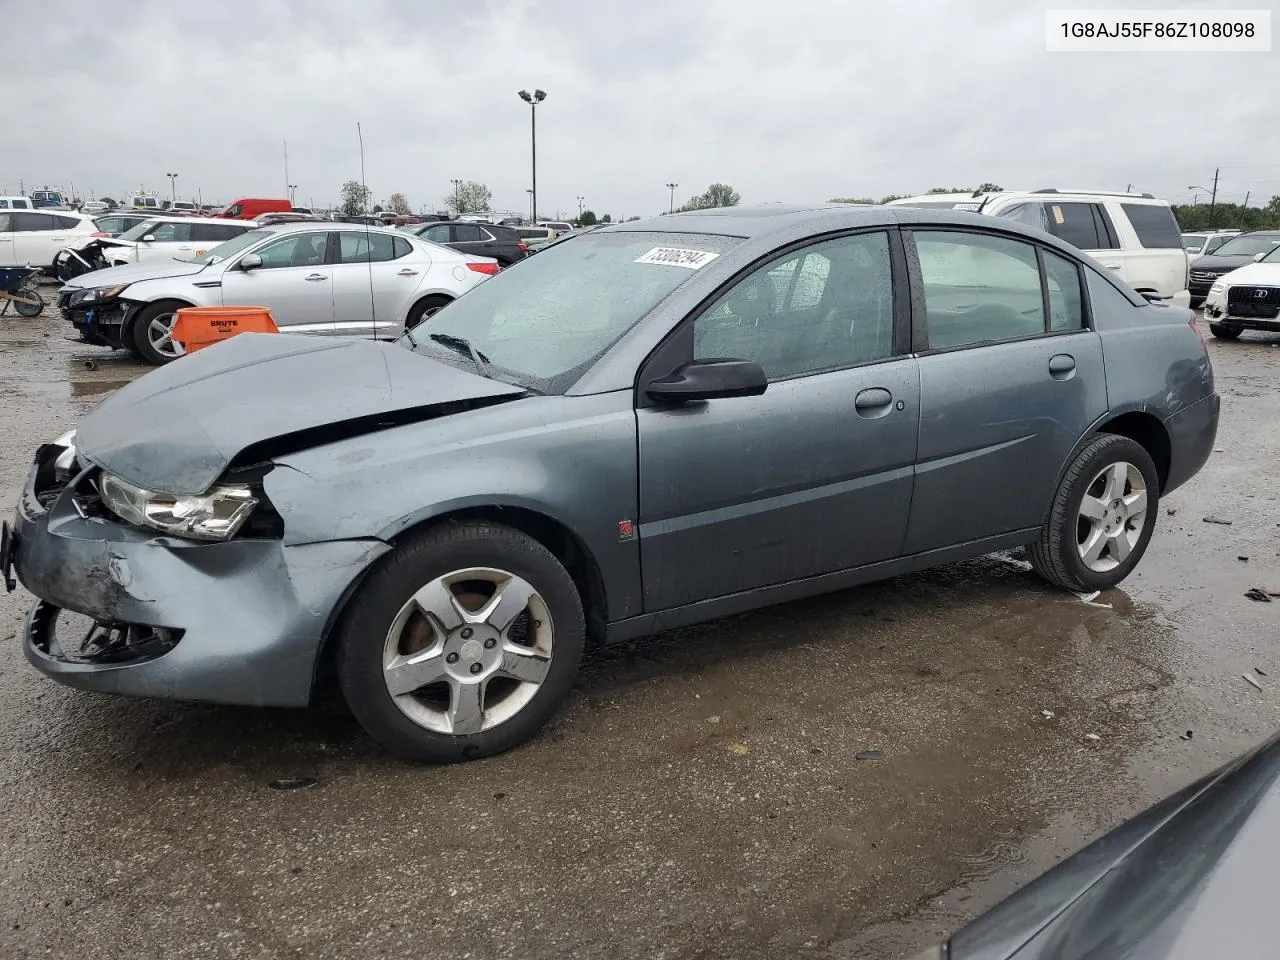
[72,283,129,305]
[99,473,259,541]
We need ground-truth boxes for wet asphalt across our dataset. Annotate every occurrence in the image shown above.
[1,293,1279,960]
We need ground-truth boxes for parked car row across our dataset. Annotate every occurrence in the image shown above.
[1201,240,1280,339]
[56,222,500,363]
[1187,230,1280,308]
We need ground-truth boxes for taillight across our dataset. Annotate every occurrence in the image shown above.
[517,242,528,252]
[466,262,500,275]
[90,231,109,237]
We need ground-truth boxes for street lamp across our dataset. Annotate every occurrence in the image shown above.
[450,178,463,215]
[576,195,584,219]
[665,182,678,215]
[166,172,178,204]
[518,89,547,224]
[288,184,298,204]
[526,188,534,223]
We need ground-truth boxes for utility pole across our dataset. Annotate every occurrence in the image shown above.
[1243,190,1251,209]
[450,178,462,214]
[283,139,289,198]
[1208,167,1220,228]
[577,195,584,218]
[666,182,678,214]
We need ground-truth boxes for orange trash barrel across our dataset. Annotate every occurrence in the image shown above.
[171,306,278,354]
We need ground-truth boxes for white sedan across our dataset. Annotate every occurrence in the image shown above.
[90,216,256,266]
[58,222,499,365]
[1202,244,1280,340]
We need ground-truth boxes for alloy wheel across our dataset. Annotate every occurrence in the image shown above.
[381,567,553,734]
[1076,461,1147,573]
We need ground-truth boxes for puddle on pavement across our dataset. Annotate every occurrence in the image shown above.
[69,378,132,398]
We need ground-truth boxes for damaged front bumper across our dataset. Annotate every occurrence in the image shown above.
[57,290,135,349]
[9,443,390,707]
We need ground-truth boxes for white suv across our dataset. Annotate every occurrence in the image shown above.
[92,216,256,266]
[889,190,1190,306]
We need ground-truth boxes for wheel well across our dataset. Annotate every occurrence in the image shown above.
[1097,412,1171,490]
[309,505,609,703]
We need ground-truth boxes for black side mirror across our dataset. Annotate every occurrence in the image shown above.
[646,359,767,403]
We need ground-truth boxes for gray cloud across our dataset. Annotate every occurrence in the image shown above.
[8,0,1278,217]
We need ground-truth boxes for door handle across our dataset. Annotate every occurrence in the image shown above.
[1105,264,1122,271]
[397,268,419,276]
[1048,354,1076,379]
[304,273,327,281]
[854,387,894,418]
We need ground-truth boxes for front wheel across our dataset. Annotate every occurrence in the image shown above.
[1208,322,1242,340]
[335,521,586,763]
[1029,434,1159,592]
[130,302,188,365]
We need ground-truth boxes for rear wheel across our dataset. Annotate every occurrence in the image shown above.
[130,302,189,365]
[405,294,452,330]
[1209,322,1242,340]
[1029,434,1159,592]
[335,521,585,763]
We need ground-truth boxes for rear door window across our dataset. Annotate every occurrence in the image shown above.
[13,213,56,231]
[191,224,244,242]
[1043,250,1085,331]
[1121,203,1183,249]
[913,230,1047,348]
[454,224,485,242]
[422,225,451,243]
[339,231,406,263]
[1043,202,1105,250]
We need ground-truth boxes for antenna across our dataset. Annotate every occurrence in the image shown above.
[358,122,377,340]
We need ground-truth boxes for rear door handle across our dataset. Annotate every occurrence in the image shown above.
[1049,354,1076,379]
[854,387,894,418]
[305,273,327,281]
[397,268,419,276]
[1105,264,1122,271]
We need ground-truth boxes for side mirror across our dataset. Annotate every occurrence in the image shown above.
[1254,252,1267,262]
[239,253,263,271]
[646,359,767,403]
[141,235,156,242]
[1140,290,1170,303]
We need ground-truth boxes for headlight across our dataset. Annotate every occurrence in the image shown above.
[99,473,258,541]
[74,284,129,305]
[1210,280,1226,294]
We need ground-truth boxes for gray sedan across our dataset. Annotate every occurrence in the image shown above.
[5,205,1219,762]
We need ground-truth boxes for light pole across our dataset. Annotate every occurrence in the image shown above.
[518,89,547,223]
[665,182,678,214]
[166,172,178,204]
[526,189,534,223]
[576,195,584,219]
[1188,168,1220,227]
[288,184,298,204]
[450,178,463,215]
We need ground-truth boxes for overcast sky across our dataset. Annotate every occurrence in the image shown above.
[7,0,1278,218]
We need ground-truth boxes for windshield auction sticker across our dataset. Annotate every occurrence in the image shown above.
[635,247,720,269]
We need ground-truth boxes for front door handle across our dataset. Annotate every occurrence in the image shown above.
[397,268,419,276]
[1049,354,1076,379]
[305,273,327,281]
[854,387,894,418]
[1105,264,1122,271]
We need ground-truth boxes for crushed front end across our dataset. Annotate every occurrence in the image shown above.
[7,434,389,707]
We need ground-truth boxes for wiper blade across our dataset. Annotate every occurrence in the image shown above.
[427,333,491,377]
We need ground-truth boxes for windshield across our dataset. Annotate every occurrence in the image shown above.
[405,230,740,391]
[1213,235,1280,257]
[118,220,165,241]
[1181,233,1206,252]
[191,229,273,264]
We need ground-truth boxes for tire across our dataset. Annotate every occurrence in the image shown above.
[1209,322,1242,341]
[14,287,44,317]
[405,294,452,330]
[335,521,586,763]
[129,301,189,365]
[1029,434,1160,592]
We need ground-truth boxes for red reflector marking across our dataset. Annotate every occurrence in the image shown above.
[617,519,634,538]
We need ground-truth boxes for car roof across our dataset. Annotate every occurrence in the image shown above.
[599,203,1099,255]
[255,221,409,236]
[130,215,252,226]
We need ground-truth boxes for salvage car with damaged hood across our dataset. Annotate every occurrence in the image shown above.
[2,205,1218,762]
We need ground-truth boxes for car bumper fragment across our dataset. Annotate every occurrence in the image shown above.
[1163,393,1220,495]
[11,451,389,707]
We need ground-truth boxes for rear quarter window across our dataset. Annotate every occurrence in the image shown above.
[1121,204,1183,250]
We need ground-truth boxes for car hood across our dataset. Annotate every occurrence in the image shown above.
[948,732,1280,960]
[1214,262,1280,287]
[1190,254,1260,272]
[62,258,210,290]
[74,334,527,495]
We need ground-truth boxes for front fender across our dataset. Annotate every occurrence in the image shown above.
[263,391,644,621]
